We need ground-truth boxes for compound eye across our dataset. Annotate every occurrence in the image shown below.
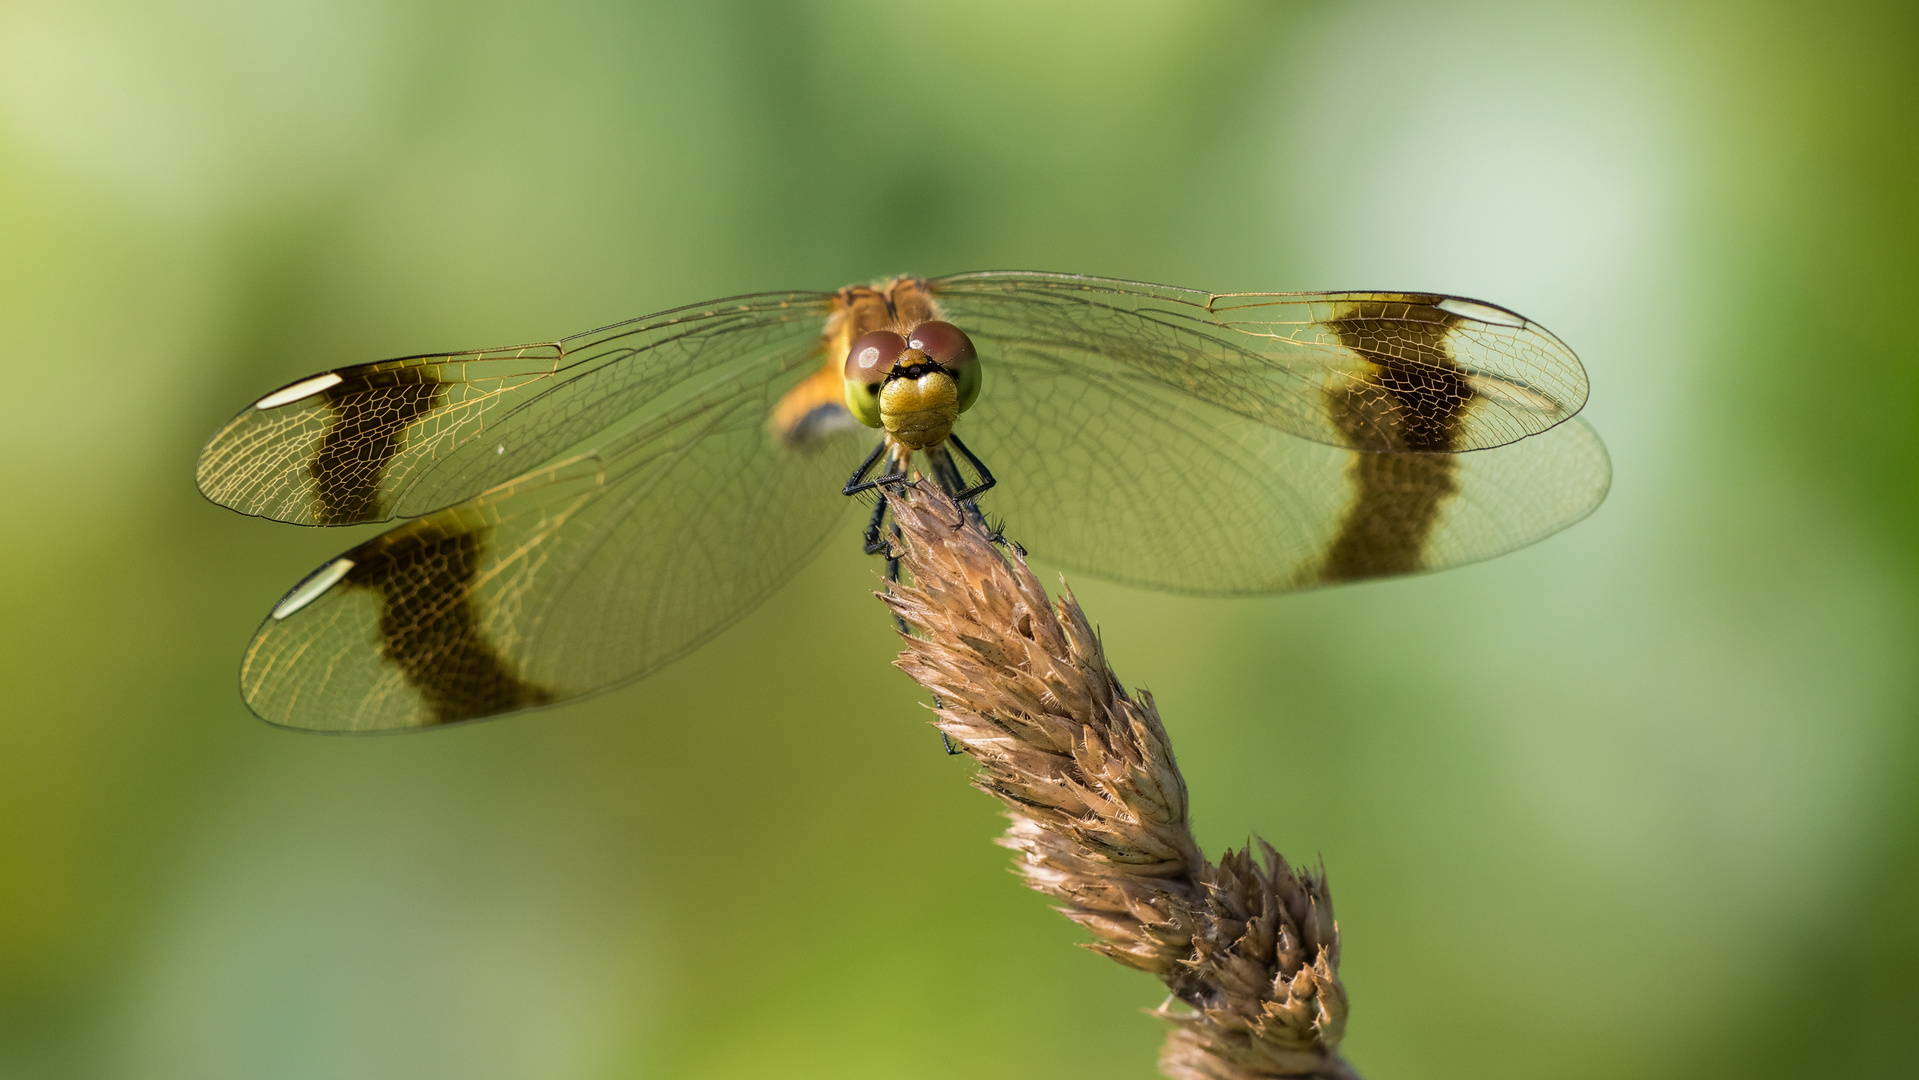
[844,330,907,388]
[909,321,983,413]
[906,321,976,371]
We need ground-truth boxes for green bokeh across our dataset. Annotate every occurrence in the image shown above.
[2,1,1914,1077]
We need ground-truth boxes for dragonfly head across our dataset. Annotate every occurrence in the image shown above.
[842,321,982,450]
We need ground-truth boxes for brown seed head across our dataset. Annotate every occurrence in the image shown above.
[880,482,1359,1080]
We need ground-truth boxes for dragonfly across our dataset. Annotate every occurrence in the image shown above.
[197,272,1610,732]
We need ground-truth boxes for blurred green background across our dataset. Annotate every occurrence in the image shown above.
[3,1,1915,1077]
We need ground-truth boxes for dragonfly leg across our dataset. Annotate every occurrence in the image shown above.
[945,433,997,501]
[923,441,991,534]
[883,520,910,630]
[842,437,908,497]
[944,439,1023,558]
[864,492,899,557]
[984,519,1026,558]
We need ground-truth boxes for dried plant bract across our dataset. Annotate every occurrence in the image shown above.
[880,482,1360,1080]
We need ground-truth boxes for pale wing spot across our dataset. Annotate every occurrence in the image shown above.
[254,372,344,410]
[1437,297,1527,327]
[271,557,356,620]
[1464,372,1565,413]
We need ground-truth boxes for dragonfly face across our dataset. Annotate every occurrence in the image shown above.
[197,271,1610,732]
[839,318,982,450]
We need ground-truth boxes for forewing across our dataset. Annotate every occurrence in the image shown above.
[197,292,836,525]
[239,336,867,731]
[960,343,1609,595]
[930,272,1588,454]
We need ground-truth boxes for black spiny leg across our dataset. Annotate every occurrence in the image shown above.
[864,491,895,557]
[945,433,997,501]
[843,437,907,497]
[882,518,908,632]
[924,436,998,534]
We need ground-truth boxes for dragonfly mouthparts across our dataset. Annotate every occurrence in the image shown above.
[887,358,947,381]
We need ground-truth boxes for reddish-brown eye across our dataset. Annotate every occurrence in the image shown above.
[844,330,906,387]
[906,321,976,371]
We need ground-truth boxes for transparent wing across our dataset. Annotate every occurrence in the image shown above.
[235,323,867,732]
[931,272,1588,455]
[943,290,1608,595]
[197,291,837,525]
[216,269,1609,729]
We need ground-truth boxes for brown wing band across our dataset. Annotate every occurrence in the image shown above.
[1319,300,1472,581]
[312,367,443,524]
[343,523,553,725]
